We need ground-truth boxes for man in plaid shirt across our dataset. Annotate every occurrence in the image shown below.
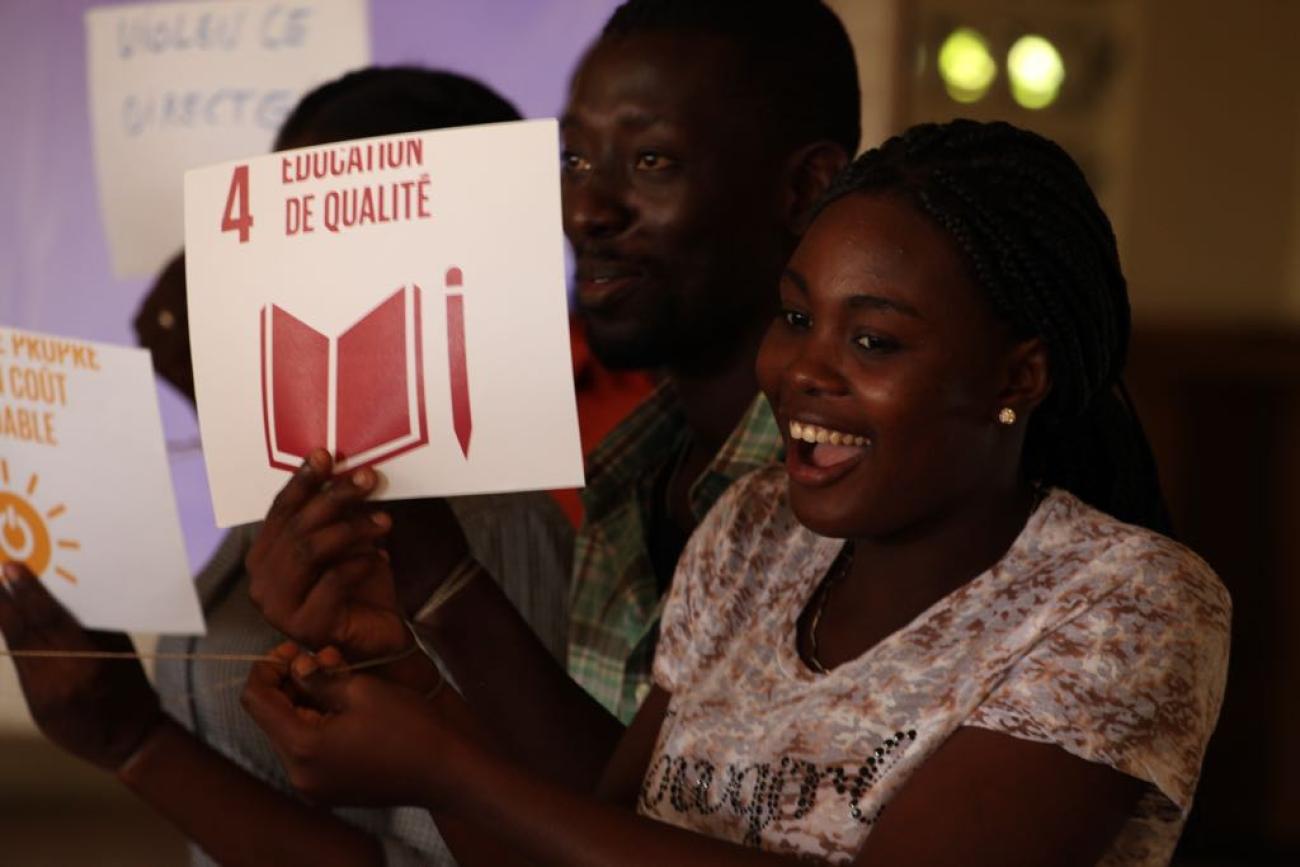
[559,0,859,730]
[246,0,862,795]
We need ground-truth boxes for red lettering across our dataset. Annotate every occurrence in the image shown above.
[220,165,253,243]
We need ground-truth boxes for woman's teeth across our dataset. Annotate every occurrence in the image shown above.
[789,420,868,447]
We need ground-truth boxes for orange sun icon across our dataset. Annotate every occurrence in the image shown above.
[0,459,80,584]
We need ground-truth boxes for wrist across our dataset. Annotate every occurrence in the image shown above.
[114,714,184,788]
[411,556,486,640]
[415,711,478,812]
[417,684,511,814]
[376,634,445,694]
[390,500,473,615]
[412,555,484,622]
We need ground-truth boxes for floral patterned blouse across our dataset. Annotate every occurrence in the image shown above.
[641,466,1231,865]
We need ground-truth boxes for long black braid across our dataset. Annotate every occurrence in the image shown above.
[815,119,1171,533]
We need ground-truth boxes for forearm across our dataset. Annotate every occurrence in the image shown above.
[422,569,623,791]
[117,717,384,867]
[430,810,536,867]
[422,741,807,867]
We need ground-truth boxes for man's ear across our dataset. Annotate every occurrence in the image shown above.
[997,337,1052,417]
[781,140,850,234]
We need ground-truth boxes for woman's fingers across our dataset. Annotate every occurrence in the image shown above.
[241,651,301,732]
[245,646,349,748]
[253,453,386,580]
[0,562,89,650]
[291,553,391,644]
[250,510,391,629]
[294,510,391,572]
[263,449,332,530]
[289,466,384,536]
[0,563,163,772]
[290,649,357,716]
[0,562,32,642]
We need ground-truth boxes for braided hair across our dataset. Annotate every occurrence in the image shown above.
[815,119,1170,533]
[601,0,861,156]
[274,66,521,151]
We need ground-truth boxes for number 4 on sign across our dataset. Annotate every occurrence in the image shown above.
[221,165,253,243]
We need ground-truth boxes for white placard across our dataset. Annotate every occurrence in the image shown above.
[86,0,371,279]
[0,326,202,634]
[185,119,584,528]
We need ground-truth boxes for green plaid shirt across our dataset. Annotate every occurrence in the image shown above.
[568,382,783,723]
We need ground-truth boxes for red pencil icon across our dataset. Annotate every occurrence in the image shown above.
[445,267,472,458]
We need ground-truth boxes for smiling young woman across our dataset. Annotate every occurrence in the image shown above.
[666,118,1230,864]
[241,119,1229,867]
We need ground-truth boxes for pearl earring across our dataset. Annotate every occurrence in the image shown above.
[997,407,1017,426]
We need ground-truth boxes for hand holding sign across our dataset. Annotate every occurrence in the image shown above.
[0,562,165,773]
[242,642,456,807]
[0,326,200,633]
[245,452,407,659]
[245,450,473,671]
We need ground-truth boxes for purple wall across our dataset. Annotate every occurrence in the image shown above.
[0,0,618,572]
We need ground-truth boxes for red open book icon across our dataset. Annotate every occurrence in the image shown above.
[260,287,429,473]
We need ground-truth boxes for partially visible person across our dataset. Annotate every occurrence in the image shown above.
[458,0,859,728]
[0,67,572,867]
[241,119,1229,866]
[243,0,863,800]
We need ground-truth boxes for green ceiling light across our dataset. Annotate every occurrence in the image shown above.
[1007,34,1065,110]
[937,27,997,104]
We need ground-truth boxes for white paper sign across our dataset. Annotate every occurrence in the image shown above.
[87,0,371,279]
[185,119,584,528]
[0,327,202,634]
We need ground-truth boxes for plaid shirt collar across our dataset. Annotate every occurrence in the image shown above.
[569,381,783,721]
[582,380,782,523]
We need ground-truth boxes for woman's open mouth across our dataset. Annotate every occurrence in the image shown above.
[785,419,871,487]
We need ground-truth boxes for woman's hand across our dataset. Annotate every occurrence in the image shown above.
[246,450,408,659]
[0,562,165,773]
[241,642,472,807]
[245,644,815,867]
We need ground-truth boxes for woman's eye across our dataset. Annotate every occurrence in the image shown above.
[782,309,810,329]
[855,333,894,352]
[635,151,675,171]
[561,151,591,174]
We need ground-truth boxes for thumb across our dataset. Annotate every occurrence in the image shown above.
[0,562,79,646]
[0,561,30,642]
[290,647,353,713]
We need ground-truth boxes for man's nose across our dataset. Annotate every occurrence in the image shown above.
[564,168,634,240]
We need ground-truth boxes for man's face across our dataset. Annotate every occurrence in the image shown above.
[561,33,788,371]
